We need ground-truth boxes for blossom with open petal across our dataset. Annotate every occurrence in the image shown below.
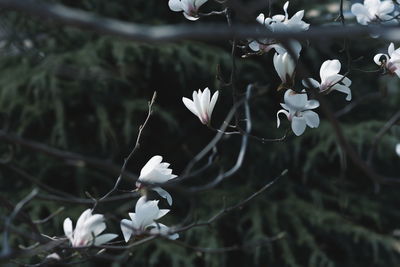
[136,155,177,205]
[120,196,178,242]
[303,59,352,101]
[373,43,400,77]
[182,87,218,125]
[249,1,309,53]
[63,209,117,247]
[351,0,394,25]
[277,89,320,136]
[168,0,208,21]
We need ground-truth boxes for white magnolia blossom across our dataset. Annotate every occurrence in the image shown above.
[120,196,179,242]
[249,1,309,54]
[273,42,302,85]
[396,144,400,157]
[303,59,352,101]
[182,87,219,125]
[168,0,207,21]
[351,0,394,25]
[136,155,177,205]
[373,42,400,77]
[63,209,117,247]
[277,89,320,136]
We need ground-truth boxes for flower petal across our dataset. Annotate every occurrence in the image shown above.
[63,218,73,240]
[291,116,306,136]
[120,219,134,242]
[168,0,183,12]
[94,233,118,246]
[303,110,320,128]
[320,59,341,82]
[153,187,173,206]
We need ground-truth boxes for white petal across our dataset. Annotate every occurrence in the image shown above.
[208,90,219,119]
[200,87,211,121]
[120,219,134,242]
[388,43,395,56]
[373,53,387,65]
[351,4,370,25]
[303,110,320,128]
[284,89,308,111]
[291,116,307,136]
[183,12,199,21]
[94,233,118,246]
[396,144,400,156]
[378,1,394,16]
[168,0,183,12]
[157,209,170,220]
[63,218,73,240]
[75,209,92,230]
[256,13,265,24]
[331,84,352,101]
[276,109,290,128]
[248,40,260,52]
[139,155,163,181]
[195,0,208,8]
[320,60,341,82]
[302,78,320,89]
[153,187,173,206]
[304,100,320,110]
[183,97,200,117]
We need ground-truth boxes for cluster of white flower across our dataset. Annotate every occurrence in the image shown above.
[351,0,396,25]
[61,0,400,252]
[63,155,179,247]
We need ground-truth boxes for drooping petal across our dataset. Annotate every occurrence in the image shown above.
[120,219,134,242]
[303,110,320,128]
[291,116,307,136]
[183,12,199,21]
[149,223,179,240]
[276,109,290,128]
[153,187,173,206]
[331,84,352,101]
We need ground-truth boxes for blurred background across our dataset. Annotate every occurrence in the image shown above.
[1,0,400,266]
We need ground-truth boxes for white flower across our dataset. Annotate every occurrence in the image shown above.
[303,59,352,101]
[249,1,309,53]
[182,87,219,125]
[136,155,177,205]
[120,196,178,242]
[168,0,208,21]
[351,0,394,25]
[277,89,320,136]
[273,42,302,85]
[396,144,400,157]
[373,43,400,77]
[63,209,117,247]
